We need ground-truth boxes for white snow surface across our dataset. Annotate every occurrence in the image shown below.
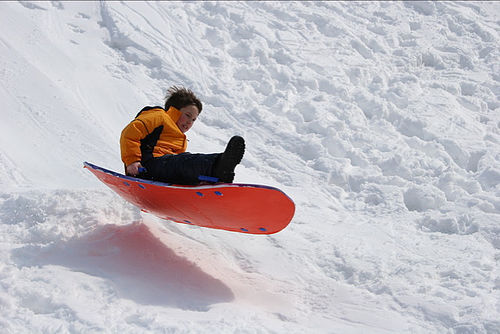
[1,1,499,333]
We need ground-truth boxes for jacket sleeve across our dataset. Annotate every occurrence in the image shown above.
[120,119,147,166]
[120,111,163,166]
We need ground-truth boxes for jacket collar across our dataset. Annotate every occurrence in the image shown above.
[166,106,182,122]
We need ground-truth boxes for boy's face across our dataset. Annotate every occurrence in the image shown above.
[176,105,199,133]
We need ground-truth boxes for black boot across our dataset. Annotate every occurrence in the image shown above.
[213,136,245,183]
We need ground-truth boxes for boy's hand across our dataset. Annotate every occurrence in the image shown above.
[126,161,143,176]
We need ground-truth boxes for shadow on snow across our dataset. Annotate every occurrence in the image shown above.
[13,222,235,311]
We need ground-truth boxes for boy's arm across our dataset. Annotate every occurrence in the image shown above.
[120,118,150,167]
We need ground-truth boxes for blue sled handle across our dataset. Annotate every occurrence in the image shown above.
[198,175,219,183]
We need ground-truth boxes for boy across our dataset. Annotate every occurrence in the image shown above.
[120,86,245,185]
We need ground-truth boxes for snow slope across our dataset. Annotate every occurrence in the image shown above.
[1,1,499,333]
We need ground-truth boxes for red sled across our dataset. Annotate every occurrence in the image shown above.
[84,162,295,235]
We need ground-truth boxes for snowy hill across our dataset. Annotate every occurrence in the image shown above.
[1,1,499,333]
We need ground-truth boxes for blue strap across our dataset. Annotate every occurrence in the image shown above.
[198,175,219,183]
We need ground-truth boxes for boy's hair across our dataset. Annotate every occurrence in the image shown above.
[164,86,203,114]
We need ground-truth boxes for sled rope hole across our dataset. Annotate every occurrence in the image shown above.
[214,191,223,196]
[196,192,204,197]
[138,184,146,189]
[123,181,130,187]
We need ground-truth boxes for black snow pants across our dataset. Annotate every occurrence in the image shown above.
[141,152,220,185]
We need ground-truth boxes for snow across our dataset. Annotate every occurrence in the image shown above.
[1,1,499,333]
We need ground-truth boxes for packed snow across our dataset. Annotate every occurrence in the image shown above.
[1,1,499,333]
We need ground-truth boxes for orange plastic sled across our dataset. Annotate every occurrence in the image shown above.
[84,162,295,234]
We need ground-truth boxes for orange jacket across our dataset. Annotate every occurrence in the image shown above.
[120,106,187,166]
